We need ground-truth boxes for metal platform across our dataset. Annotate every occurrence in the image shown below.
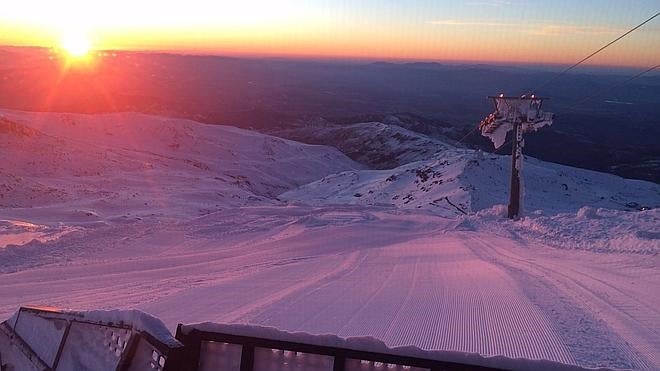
[175,324,500,371]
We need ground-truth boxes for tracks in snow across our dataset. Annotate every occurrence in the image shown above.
[467,234,658,369]
[245,236,574,364]
[3,207,657,369]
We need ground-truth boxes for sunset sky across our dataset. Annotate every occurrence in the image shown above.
[1,0,658,67]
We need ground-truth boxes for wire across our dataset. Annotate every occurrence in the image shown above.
[456,125,480,144]
[471,12,658,149]
[528,11,660,94]
[457,102,494,144]
[562,64,659,112]
[484,64,658,156]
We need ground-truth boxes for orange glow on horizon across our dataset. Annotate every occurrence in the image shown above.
[0,25,654,69]
[0,1,658,68]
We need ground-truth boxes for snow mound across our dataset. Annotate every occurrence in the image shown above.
[470,207,660,254]
[0,219,79,249]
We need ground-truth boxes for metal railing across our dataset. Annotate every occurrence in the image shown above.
[175,325,500,371]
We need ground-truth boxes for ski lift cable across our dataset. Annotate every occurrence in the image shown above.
[461,11,658,146]
[528,11,660,95]
[457,125,481,144]
[489,64,657,155]
[563,64,659,112]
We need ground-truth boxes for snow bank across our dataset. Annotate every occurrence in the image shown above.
[466,206,660,254]
[0,219,80,249]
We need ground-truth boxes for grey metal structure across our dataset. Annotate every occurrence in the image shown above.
[479,95,553,219]
[0,307,185,371]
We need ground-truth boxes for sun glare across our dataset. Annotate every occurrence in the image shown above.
[60,31,91,58]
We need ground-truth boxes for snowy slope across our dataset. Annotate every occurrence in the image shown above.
[1,109,659,369]
[0,110,362,220]
[1,206,657,369]
[281,149,660,216]
[277,121,453,169]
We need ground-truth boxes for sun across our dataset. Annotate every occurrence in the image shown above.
[60,31,92,58]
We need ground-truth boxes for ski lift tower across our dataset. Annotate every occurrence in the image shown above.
[479,94,554,219]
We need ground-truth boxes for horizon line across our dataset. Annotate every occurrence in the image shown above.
[1,43,657,73]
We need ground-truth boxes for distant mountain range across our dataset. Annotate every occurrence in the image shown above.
[1,109,656,224]
[1,46,658,182]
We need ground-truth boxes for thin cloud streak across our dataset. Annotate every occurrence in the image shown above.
[428,20,623,36]
[429,20,516,27]
[466,0,512,7]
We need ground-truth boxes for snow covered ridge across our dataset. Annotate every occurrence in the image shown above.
[1,306,591,371]
[276,121,453,169]
[281,150,660,217]
[0,109,362,214]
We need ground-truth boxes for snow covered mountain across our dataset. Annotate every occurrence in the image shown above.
[281,149,660,216]
[0,110,362,220]
[2,109,660,369]
[276,121,453,169]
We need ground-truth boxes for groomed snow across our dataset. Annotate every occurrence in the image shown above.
[0,110,658,369]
